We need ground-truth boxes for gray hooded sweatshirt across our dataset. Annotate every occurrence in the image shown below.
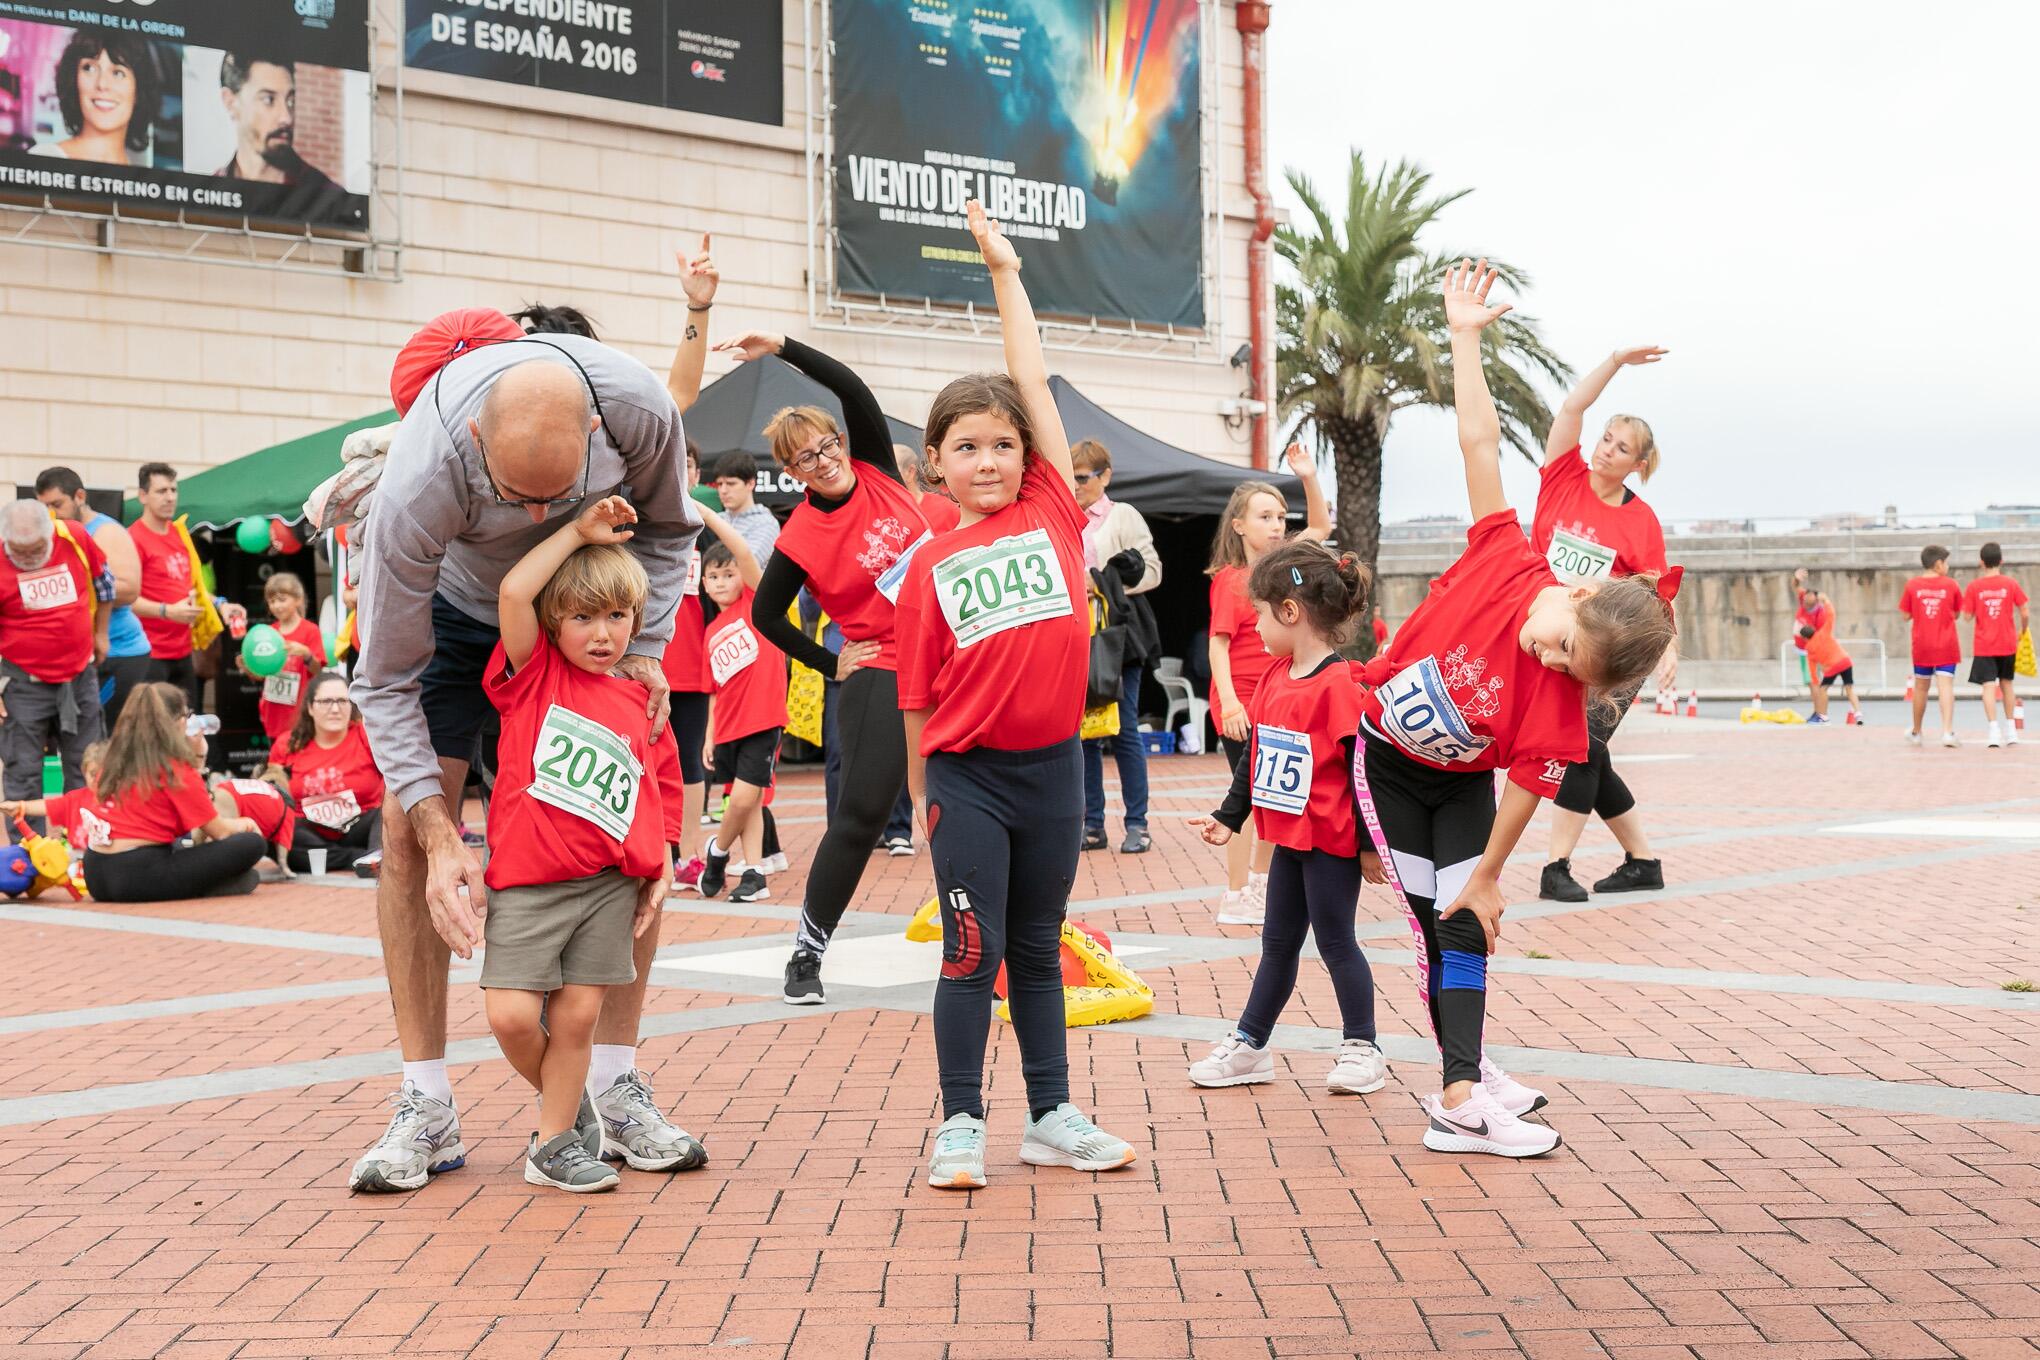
[351,334,700,813]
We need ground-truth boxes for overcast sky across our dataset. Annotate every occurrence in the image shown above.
[1265,0,2038,528]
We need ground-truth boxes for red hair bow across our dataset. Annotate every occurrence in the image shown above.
[1655,566,1684,603]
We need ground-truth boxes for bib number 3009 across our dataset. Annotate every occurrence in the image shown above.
[529,705,642,841]
[1380,656,1492,764]
[1250,724,1312,815]
[933,528,1072,648]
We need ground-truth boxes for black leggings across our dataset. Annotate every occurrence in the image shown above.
[671,690,710,785]
[794,667,907,953]
[83,832,266,902]
[99,654,152,732]
[1235,847,1377,1047]
[1553,706,1634,821]
[287,809,383,873]
[1355,730,1494,1086]
[928,739,1081,1120]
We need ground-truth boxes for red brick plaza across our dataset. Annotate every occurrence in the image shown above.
[3,714,2036,1359]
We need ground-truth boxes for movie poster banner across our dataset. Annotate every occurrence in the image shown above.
[831,0,1203,329]
[402,0,782,126]
[0,0,371,231]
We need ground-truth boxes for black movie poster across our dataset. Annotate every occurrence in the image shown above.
[0,0,372,231]
[403,0,782,126]
[832,0,1204,328]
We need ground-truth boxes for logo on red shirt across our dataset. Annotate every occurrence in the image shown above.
[1540,759,1566,786]
[1440,646,1505,720]
[856,517,913,576]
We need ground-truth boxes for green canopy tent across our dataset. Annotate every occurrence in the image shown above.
[122,410,396,530]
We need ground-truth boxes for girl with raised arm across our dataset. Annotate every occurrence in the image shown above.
[896,202,1137,1190]
[1355,261,1675,1157]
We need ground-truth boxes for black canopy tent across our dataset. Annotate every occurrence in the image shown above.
[1047,376,1302,518]
[682,356,923,506]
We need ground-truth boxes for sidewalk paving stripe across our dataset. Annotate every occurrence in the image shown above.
[1828,816,2040,839]
[0,902,385,955]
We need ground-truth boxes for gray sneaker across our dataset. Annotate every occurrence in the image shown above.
[927,1111,987,1189]
[1019,1103,1137,1172]
[346,1083,467,1193]
[593,1069,708,1172]
[525,1128,620,1193]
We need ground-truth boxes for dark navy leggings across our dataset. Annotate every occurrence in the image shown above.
[1235,846,1377,1047]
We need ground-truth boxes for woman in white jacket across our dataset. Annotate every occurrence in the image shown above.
[1072,440,1163,853]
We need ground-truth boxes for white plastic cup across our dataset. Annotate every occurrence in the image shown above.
[307,848,328,876]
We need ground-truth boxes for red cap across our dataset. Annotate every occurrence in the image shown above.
[389,308,524,416]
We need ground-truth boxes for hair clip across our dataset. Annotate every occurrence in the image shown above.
[1290,567,1303,586]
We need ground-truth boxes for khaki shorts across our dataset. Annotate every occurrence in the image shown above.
[480,869,639,992]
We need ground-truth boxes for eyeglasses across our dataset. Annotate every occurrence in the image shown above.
[789,434,844,474]
[476,428,592,511]
[311,697,352,708]
[1072,471,1098,484]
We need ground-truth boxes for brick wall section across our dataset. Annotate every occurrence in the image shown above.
[0,1,1263,500]
[291,62,347,176]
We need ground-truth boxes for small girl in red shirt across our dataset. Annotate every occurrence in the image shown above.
[482,495,681,1194]
[693,506,783,905]
[896,202,1136,1189]
[1356,262,1677,1158]
[244,571,327,741]
[1188,542,1385,1097]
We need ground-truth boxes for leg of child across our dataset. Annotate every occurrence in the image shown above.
[1937,673,1957,735]
[929,786,1011,1121]
[1810,676,1830,719]
[1430,781,1498,1107]
[1225,825,1251,892]
[2004,678,2019,730]
[1911,675,1928,735]
[486,987,548,1091]
[1846,682,1861,717]
[536,984,604,1142]
[713,780,764,859]
[1002,783,1081,1116]
[1300,849,1376,1042]
[1233,848,1311,1044]
[1982,679,2000,727]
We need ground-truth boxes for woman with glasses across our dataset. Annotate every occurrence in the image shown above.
[263,670,386,876]
[709,331,931,1004]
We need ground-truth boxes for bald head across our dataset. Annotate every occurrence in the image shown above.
[472,360,596,503]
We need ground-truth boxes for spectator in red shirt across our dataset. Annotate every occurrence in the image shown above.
[128,462,205,710]
[0,498,111,830]
[1900,545,1964,746]
[263,671,385,875]
[1963,541,2030,746]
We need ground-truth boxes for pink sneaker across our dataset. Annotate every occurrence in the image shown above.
[1479,1055,1548,1115]
[674,856,705,893]
[1421,1087,1560,1158]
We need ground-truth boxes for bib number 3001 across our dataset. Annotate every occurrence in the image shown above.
[933,528,1072,648]
[1250,724,1312,815]
[529,705,642,840]
[1380,656,1492,764]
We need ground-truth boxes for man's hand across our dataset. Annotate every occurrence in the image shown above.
[833,639,883,681]
[1439,877,1505,954]
[612,654,672,740]
[420,819,489,960]
[1187,815,1232,847]
[1442,258,1512,334]
[634,861,671,939]
[678,233,719,309]
[574,495,638,546]
[712,331,786,364]
[163,592,202,625]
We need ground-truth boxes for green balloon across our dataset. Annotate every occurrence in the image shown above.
[242,624,287,677]
[234,518,272,553]
[322,627,341,660]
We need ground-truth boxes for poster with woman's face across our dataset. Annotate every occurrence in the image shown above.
[0,20,181,168]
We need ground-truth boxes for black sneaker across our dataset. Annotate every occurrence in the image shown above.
[353,851,382,880]
[1080,827,1108,851]
[1120,828,1152,854]
[1592,855,1663,894]
[697,849,730,899]
[728,869,770,903]
[784,948,824,1005]
[1538,859,1588,903]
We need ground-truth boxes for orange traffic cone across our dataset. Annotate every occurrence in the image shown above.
[2017,702,2027,733]
[1904,675,1915,705]
[1685,690,1699,718]
[1845,709,1859,726]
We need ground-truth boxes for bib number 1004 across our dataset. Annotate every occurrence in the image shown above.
[529,705,642,840]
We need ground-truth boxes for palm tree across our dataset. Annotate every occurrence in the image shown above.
[1276,151,1573,643]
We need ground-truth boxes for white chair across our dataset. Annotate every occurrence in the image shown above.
[1154,657,1208,750]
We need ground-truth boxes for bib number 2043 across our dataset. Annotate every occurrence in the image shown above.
[934,528,1072,648]
[530,704,642,841]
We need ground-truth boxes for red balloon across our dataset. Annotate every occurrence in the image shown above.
[269,519,303,554]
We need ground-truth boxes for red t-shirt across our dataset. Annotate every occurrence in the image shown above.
[269,724,385,840]
[702,588,789,743]
[130,518,196,660]
[1899,575,1964,667]
[1372,618,1390,649]
[1358,511,1587,796]
[0,522,106,683]
[1245,657,1365,856]
[483,635,679,889]
[920,492,961,534]
[44,785,112,851]
[219,778,295,844]
[1210,564,1276,712]
[897,458,1089,755]
[1531,450,1669,584]
[771,460,931,672]
[1794,591,1850,677]
[660,552,710,695]
[1963,575,2028,656]
[255,618,328,740]
[100,764,216,842]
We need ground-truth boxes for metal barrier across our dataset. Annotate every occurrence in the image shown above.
[1778,637,1887,692]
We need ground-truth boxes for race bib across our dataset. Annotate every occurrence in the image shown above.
[302,788,362,830]
[1378,656,1493,764]
[17,565,78,612]
[1545,527,1616,583]
[875,530,932,605]
[709,621,760,686]
[262,669,302,708]
[933,528,1073,648]
[682,549,701,598]
[1250,724,1312,815]
[529,704,642,840]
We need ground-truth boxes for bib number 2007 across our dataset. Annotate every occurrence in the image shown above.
[530,705,642,841]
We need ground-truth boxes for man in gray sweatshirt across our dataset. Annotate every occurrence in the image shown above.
[347,333,707,1193]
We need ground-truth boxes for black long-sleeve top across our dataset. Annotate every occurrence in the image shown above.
[751,337,904,678]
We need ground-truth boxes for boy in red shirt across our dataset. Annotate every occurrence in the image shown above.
[1792,569,1861,725]
[694,506,785,904]
[1962,541,2030,748]
[1900,545,1964,747]
[482,495,681,1194]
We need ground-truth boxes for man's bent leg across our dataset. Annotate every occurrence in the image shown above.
[374,756,467,1063]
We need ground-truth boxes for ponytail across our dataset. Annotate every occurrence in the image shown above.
[1247,541,1372,644]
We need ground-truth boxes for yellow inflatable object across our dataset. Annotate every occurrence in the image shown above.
[2017,628,2035,679]
[905,896,943,942]
[785,602,825,747]
[994,921,1154,1028]
[1739,705,1806,725]
[10,815,85,900]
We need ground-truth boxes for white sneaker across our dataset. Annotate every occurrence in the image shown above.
[1188,1035,1275,1087]
[1988,721,2004,748]
[1479,1054,1548,1115]
[927,1112,987,1189]
[762,852,790,874]
[1942,733,1960,748]
[1906,730,1922,746]
[1327,1039,1388,1095]
[1215,890,1258,926]
[1019,1104,1136,1172]
[2009,724,2021,746]
[1421,1087,1560,1158]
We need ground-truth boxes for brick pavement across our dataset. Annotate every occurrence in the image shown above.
[2,715,2037,1357]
